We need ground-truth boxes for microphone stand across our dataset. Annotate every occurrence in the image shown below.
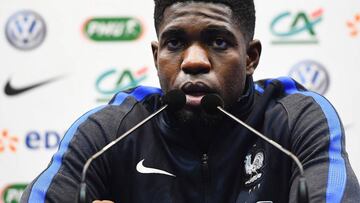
[78,104,168,203]
[217,106,309,203]
[78,89,185,203]
[201,92,309,203]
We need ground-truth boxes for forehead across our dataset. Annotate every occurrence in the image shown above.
[159,2,238,35]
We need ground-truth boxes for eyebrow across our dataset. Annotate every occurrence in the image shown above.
[201,25,237,42]
[159,27,186,40]
[159,25,238,44]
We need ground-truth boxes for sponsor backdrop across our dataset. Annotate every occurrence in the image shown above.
[0,0,359,202]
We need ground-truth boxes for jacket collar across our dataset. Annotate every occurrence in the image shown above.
[156,76,256,153]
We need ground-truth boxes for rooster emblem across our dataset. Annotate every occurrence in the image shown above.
[244,151,264,185]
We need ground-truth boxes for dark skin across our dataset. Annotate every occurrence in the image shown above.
[152,2,261,126]
[93,2,261,202]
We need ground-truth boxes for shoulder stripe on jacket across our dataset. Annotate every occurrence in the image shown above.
[28,86,162,203]
[28,106,105,203]
[274,77,346,203]
[254,83,265,94]
[111,86,162,105]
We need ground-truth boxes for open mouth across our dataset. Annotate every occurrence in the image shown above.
[181,82,213,106]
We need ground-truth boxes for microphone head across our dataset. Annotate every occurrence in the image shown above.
[201,94,224,114]
[162,89,186,111]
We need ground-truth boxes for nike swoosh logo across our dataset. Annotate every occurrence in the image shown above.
[4,76,63,96]
[136,159,176,177]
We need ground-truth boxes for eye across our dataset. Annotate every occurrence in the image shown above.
[166,38,183,51]
[211,38,228,50]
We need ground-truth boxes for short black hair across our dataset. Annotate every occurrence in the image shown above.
[153,0,255,42]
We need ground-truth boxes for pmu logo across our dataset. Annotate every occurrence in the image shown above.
[2,183,27,203]
[0,129,19,153]
[95,67,148,102]
[84,17,142,41]
[270,8,323,44]
[346,13,360,37]
[5,10,46,50]
[289,60,330,95]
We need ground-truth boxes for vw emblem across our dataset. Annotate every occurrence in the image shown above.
[289,60,330,95]
[5,10,47,50]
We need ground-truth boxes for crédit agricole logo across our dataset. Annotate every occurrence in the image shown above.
[270,8,323,44]
[83,17,142,41]
[95,67,149,103]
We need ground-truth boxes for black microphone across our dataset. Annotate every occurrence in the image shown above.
[78,89,186,203]
[201,94,309,203]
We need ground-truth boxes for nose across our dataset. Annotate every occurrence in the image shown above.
[181,44,211,75]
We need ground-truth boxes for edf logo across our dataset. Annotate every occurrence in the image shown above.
[5,10,47,50]
[25,131,61,150]
[270,8,323,44]
[289,60,330,95]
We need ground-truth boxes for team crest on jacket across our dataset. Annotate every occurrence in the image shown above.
[244,150,265,186]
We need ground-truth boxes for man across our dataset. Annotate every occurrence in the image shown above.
[21,0,360,202]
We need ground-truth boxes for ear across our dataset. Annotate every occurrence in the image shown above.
[246,39,261,76]
[151,41,159,70]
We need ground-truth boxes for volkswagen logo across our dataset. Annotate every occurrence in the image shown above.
[5,10,47,50]
[289,60,330,95]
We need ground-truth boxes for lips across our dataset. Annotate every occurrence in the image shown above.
[181,82,213,107]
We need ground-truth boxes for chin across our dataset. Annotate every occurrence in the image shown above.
[171,106,223,128]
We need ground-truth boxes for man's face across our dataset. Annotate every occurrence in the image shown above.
[152,2,260,123]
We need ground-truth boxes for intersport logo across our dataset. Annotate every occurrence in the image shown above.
[83,17,142,41]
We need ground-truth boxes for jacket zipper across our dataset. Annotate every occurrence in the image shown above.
[202,153,209,203]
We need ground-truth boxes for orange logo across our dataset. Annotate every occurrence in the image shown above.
[346,13,360,37]
[0,129,19,153]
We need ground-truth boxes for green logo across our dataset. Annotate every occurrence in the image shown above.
[95,67,149,102]
[84,17,142,41]
[270,8,323,44]
[2,184,27,203]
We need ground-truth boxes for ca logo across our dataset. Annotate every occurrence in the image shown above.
[95,67,148,102]
[270,8,323,44]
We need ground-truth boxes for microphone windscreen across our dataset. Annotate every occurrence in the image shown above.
[163,89,186,111]
[201,94,224,114]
